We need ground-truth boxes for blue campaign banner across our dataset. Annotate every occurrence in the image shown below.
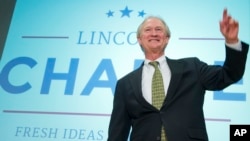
[0,0,249,140]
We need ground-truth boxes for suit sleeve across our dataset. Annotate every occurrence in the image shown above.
[199,41,249,90]
[107,79,131,141]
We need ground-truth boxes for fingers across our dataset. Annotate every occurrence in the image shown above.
[221,9,228,26]
[229,18,238,25]
[221,9,236,26]
[220,8,239,43]
[225,13,238,27]
[223,8,228,20]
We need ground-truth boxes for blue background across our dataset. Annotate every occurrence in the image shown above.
[0,0,249,140]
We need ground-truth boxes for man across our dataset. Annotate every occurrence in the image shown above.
[107,9,249,141]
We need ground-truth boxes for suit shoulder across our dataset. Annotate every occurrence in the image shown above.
[118,67,142,82]
[168,57,201,63]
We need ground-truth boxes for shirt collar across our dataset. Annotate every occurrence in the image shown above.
[144,55,166,67]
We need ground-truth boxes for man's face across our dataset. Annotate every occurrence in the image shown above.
[137,18,169,54]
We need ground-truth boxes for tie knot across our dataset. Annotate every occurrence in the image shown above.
[149,61,159,69]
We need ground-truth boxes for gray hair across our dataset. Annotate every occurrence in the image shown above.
[136,16,171,38]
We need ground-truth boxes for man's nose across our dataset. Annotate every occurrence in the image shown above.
[151,30,158,36]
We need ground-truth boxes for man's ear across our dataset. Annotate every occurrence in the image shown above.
[137,37,142,45]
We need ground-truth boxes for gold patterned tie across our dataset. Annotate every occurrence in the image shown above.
[149,61,167,141]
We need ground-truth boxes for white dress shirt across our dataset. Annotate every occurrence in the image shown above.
[226,41,242,51]
[142,55,171,104]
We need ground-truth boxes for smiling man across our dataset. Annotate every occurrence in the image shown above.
[107,9,249,141]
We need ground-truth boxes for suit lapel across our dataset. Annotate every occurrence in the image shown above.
[128,58,184,109]
[163,58,184,105]
[129,64,156,109]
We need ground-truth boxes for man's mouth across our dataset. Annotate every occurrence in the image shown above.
[149,39,160,42]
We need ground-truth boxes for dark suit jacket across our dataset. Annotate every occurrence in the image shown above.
[108,42,249,141]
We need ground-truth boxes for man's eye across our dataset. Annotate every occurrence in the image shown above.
[156,28,162,31]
